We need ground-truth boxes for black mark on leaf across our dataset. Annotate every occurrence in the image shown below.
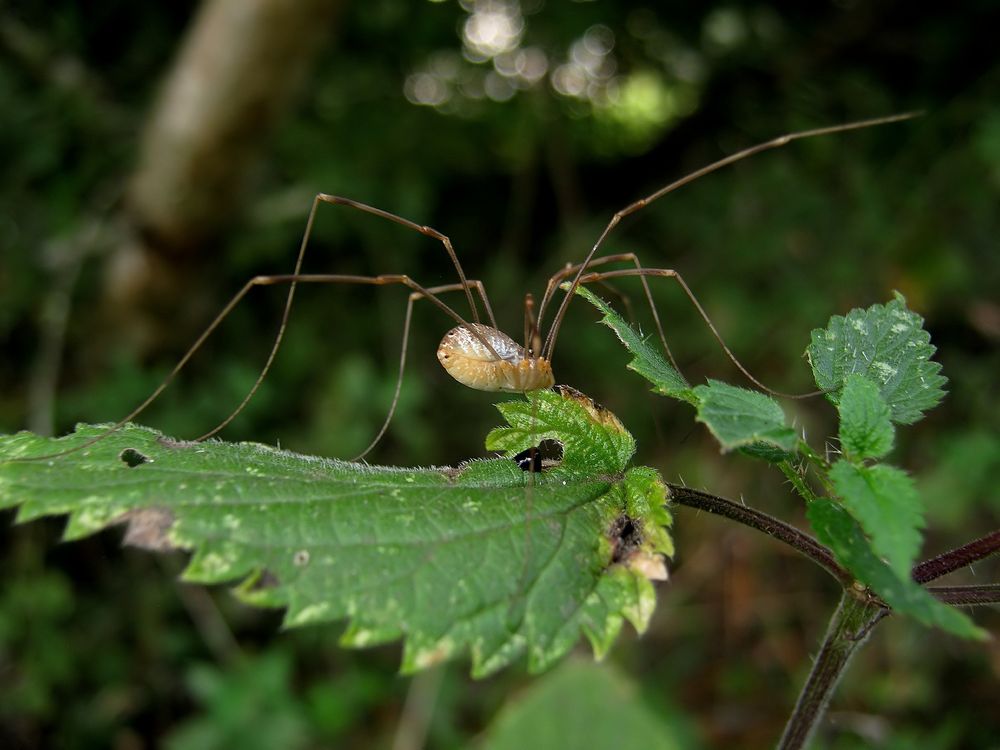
[119,448,151,467]
[608,514,643,563]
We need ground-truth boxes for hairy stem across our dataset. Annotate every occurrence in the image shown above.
[928,583,1000,607]
[666,484,852,586]
[912,529,1000,584]
[777,592,882,750]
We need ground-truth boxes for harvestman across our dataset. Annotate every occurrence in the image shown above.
[22,113,917,463]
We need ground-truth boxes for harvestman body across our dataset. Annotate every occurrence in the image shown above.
[16,113,917,463]
[437,325,553,392]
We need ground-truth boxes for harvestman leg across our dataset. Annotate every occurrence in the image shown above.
[526,271,645,357]
[206,193,496,442]
[539,253,676,369]
[31,273,495,461]
[541,113,920,365]
[22,194,503,461]
[543,254,821,398]
[572,264,825,397]
[360,279,496,461]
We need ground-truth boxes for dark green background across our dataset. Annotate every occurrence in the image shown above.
[1,1,997,747]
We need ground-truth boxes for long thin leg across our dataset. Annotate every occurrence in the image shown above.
[539,253,676,370]
[541,112,921,361]
[211,193,487,445]
[197,273,498,442]
[522,293,541,356]
[17,273,494,462]
[574,266,824,398]
[316,195,482,326]
[466,279,498,331]
[355,280,493,461]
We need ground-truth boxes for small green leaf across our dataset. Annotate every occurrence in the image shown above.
[485,385,635,475]
[829,461,924,579]
[572,285,697,405]
[807,499,984,640]
[480,659,693,750]
[807,293,947,424]
[837,374,895,459]
[0,388,673,677]
[692,380,798,453]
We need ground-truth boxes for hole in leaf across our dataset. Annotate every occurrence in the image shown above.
[513,439,564,472]
[608,514,643,563]
[119,448,151,467]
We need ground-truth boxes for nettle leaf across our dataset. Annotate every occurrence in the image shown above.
[572,285,697,405]
[0,388,673,677]
[807,499,984,640]
[829,461,924,579]
[481,659,690,750]
[692,381,798,453]
[837,374,895,460]
[807,293,947,424]
[573,287,798,459]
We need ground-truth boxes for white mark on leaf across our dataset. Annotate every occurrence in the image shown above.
[872,361,897,382]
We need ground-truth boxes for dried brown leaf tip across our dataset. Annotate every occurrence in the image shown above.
[117,507,177,551]
[607,514,669,581]
[553,384,627,434]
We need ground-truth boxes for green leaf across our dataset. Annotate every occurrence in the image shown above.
[479,659,694,750]
[807,293,947,424]
[572,285,697,405]
[692,380,798,453]
[166,650,309,750]
[829,461,924,579]
[485,385,636,475]
[837,374,895,459]
[571,287,797,459]
[0,389,673,677]
[807,499,984,640]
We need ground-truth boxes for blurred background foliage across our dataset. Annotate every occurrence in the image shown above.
[1,0,998,747]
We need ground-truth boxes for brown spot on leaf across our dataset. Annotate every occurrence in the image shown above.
[117,507,177,551]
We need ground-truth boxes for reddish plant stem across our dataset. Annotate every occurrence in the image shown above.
[776,592,882,750]
[927,583,1000,607]
[666,484,853,586]
[912,529,1000,584]
[665,490,997,750]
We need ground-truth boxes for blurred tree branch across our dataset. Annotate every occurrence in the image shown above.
[108,0,343,350]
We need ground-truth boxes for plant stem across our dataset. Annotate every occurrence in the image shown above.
[928,583,1000,606]
[777,591,882,750]
[912,529,1000,583]
[666,484,852,586]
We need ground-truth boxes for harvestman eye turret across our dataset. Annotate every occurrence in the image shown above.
[11,112,918,463]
